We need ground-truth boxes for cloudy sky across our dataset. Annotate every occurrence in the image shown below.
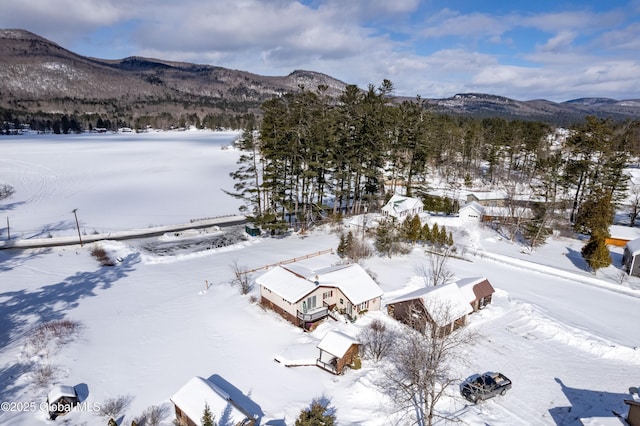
[1,0,639,102]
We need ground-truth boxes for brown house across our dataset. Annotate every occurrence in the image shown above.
[456,277,495,312]
[170,377,256,426]
[387,278,473,336]
[316,330,360,375]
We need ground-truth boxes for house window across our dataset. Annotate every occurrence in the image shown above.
[305,295,317,311]
[322,290,333,300]
[339,298,344,305]
[359,301,369,310]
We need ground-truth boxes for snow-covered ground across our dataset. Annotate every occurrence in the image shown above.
[0,130,639,426]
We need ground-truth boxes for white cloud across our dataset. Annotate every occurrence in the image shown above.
[0,0,638,102]
[536,31,578,53]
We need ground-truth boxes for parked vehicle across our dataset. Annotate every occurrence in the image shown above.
[461,372,512,403]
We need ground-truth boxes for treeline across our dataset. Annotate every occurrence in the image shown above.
[0,107,257,134]
[227,81,640,243]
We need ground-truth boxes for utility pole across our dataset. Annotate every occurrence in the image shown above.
[72,208,83,246]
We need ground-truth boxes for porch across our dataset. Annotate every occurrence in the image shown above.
[297,306,329,323]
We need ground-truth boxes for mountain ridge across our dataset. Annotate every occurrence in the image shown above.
[1,28,638,126]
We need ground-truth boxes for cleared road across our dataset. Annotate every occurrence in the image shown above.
[0,215,247,250]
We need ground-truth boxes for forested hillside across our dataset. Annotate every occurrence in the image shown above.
[227,81,640,262]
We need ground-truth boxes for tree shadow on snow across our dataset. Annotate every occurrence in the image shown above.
[0,248,51,272]
[548,377,629,425]
[0,253,139,409]
[0,362,33,408]
[0,252,140,347]
[564,247,591,272]
[207,374,264,426]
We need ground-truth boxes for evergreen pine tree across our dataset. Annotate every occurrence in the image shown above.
[430,223,439,245]
[201,402,216,426]
[375,221,395,257]
[345,231,354,254]
[581,235,612,272]
[438,225,448,246]
[421,223,431,243]
[337,233,347,258]
[447,231,454,247]
[407,215,422,244]
[295,397,336,426]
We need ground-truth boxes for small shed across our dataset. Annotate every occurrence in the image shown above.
[170,376,255,426]
[456,277,495,312]
[459,202,485,222]
[46,385,79,420]
[623,238,640,276]
[316,330,360,375]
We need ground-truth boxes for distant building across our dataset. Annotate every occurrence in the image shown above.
[459,201,485,222]
[381,194,424,221]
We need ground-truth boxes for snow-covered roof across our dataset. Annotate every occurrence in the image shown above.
[382,194,423,216]
[625,237,640,256]
[255,265,318,303]
[456,277,494,303]
[170,377,249,426]
[387,280,473,327]
[483,206,533,219]
[256,263,383,305]
[47,385,77,403]
[466,191,508,201]
[317,330,359,358]
[459,201,484,215]
[610,225,640,241]
[314,264,383,305]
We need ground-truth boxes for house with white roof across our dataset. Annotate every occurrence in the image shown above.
[256,263,383,330]
[170,376,256,426]
[381,194,424,221]
[465,190,509,207]
[458,201,485,222]
[386,278,473,336]
[316,330,360,375]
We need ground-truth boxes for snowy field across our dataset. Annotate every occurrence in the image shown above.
[0,130,639,426]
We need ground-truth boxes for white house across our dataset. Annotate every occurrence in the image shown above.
[256,263,383,330]
[381,194,424,221]
[459,201,485,222]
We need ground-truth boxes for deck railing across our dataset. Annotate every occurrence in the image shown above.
[297,307,328,322]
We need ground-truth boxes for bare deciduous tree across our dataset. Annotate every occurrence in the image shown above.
[627,184,640,227]
[0,184,15,201]
[358,319,394,362]
[230,260,253,295]
[379,303,477,426]
[417,248,455,287]
[99,394,134,419]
